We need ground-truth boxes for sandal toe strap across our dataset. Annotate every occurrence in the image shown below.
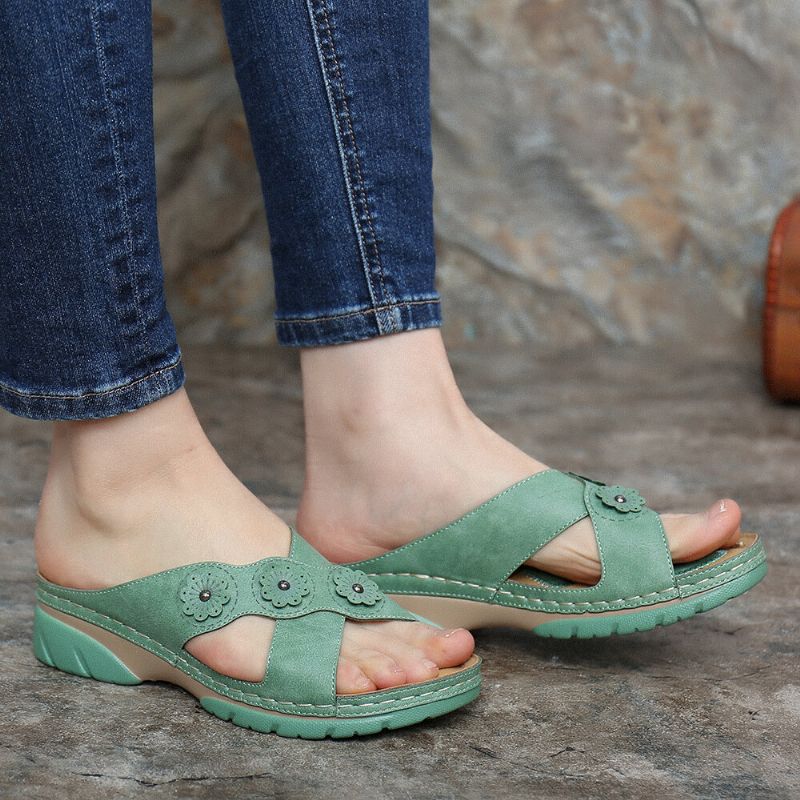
[260,611,346,707]
[579,479,677,603]
[500,478,679,610]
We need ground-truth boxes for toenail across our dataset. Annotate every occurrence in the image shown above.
[718,500,727,513]
[423,659,438,671]
[441,628,462,638]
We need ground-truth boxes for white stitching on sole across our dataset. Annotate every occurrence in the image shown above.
[369,553,763,609]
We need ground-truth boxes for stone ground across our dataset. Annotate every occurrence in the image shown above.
[1,343,798,799]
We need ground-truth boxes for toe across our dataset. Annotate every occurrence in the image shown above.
[336,658,378,694]
[404,623,475,669]
[348,648,408,689]
[664,498,742,564]
[347,625,441,683]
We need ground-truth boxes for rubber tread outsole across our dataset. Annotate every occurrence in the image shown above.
[531,559,767,638]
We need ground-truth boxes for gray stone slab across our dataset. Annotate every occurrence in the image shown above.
[1,343,797,799]
[149,2,800,352]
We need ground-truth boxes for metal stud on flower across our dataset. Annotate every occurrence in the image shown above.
[332,567,382,606]
[258,562,311,608]
[595,484,645,513]
[179,570,232,621]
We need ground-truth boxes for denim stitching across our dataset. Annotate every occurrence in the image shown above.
[0,355,182,401]
[88,2,149,363]
[316,1,389,307]
[304,0,392,328]
[276,298,440,325]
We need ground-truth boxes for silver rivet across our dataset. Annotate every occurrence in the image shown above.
[352,583,364,593]
[278,580,291,591]
[198,589,212,602]
[614,494,627,504]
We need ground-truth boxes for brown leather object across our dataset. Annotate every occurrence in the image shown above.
[763,196,800,401]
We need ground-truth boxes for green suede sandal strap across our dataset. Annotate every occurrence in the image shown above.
[351,470,683,610]
[352,470,589,590]
[261,611,345,707]
[35,530,418,659]
[581,479,676,600]
[496,477,679,609]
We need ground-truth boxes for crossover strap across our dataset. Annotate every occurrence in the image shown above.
[502,479,678,606]
[581,481,676,601]
[354,470,589,590]
[36,529,419,653]
[259,610,346,707]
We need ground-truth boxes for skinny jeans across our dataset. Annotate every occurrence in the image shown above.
[0,0,439,419]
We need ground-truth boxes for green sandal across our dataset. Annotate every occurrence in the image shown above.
[33,530,481,739]
[349,470,767,638]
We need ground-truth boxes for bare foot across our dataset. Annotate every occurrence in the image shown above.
[34,388,474,693]
[296,330,742,584]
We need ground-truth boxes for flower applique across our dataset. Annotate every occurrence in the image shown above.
[258,562,311,608]
[179,569,232,621]
[332,567,382,606]
[595,485,646,513]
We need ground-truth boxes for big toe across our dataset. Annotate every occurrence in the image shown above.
[408,624,475,669]
[663,498,742,564]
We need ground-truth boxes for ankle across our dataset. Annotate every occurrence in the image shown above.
[302,329,466,415]
[296,331,548,560]
[36,390,217,574]
[35,389,293,586]
[36,390,211,532]
[298,331,474,517]
[301,329,475,458]
[51,389,209,493]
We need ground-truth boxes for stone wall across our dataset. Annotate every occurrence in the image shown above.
[153,0,800,349]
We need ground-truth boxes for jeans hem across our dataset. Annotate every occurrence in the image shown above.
[0,354,185,421]
[276,298,442,347]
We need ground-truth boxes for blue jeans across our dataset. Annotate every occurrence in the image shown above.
[0,0,440,420]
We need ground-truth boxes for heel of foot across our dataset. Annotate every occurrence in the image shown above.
[33,606,142,685]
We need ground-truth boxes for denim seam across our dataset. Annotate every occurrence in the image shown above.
[88,2,149,367]
[276,298,440,325]
[0,355,182,402]
[304,0,393,329]
[315,0,389,303]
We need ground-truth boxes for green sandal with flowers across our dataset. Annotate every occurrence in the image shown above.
[33,530,481,739]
